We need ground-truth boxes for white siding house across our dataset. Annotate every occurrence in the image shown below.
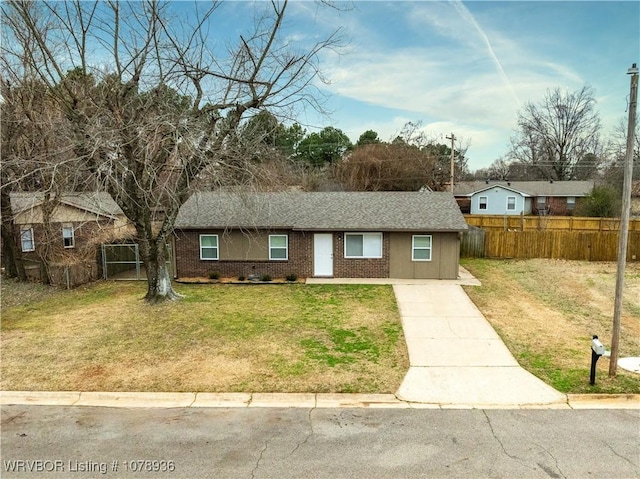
[469,185,532,215]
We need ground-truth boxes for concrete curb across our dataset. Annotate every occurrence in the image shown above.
[2,391,638,410]
[565,393,640,409]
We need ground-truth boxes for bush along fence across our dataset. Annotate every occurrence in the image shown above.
[461,216,640,261]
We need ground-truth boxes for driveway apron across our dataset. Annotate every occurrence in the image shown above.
[394,284,566,407]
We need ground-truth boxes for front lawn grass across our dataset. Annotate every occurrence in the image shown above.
[462,258,640,394]
[1,280,408,393]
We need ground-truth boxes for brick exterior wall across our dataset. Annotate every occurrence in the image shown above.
[174,229,392,279]
[15,220,115,285]
[174,229,313,279]
[332,232,390,278]
[532,197,579,216]
[17,220,115,264]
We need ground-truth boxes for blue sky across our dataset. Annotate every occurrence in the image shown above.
[167,1,639,171]
[242,0,639,171]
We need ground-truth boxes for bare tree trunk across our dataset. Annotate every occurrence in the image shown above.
[138,234,182,303]
[37,193,58,285]
[0,187,27,280]
[0,210,27,281]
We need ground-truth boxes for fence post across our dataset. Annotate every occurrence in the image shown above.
[135,244,141,280]
[101,244,108,280]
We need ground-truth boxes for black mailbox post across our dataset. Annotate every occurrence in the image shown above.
[590,335,605,386]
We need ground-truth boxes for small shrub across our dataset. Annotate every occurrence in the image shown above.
[575,185,621,217]
[238,275,246,281]
[286,274,298,282]
[259,274,272,282]
[208,272,220,280]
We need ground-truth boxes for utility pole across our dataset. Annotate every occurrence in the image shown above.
[446,133,456,193]
[609,63,638,377]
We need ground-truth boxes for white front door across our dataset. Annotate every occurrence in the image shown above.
[313,234,333,277]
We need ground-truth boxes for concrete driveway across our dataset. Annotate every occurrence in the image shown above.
[393,283,566,407]
[309,268,567,407]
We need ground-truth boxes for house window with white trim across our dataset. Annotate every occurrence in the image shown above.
[537,196,546,206]
[269,234,288,260]
[62,224,75,248]
[412,235,432,261]
[200,234,219,260]
[567,196,576,210]
[506,196,516,211]
[20,226,35,252]
[344,233,382,259]
[479,196,488,210]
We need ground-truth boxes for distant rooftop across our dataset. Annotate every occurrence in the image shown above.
[453,180,595,197]
[10,192,124,218]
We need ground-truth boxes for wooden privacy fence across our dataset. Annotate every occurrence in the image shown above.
[460,226,486,258]
[464,214,640,232]
[461,229,640,261]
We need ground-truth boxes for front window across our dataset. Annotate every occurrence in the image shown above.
[200,234,219,260]
[269,235,288,260]
[506,196,516,211]
[344,233,382,259]
[537,196,546,205]
[412,235,432,261]
[21,227,35,252]
[479,196,488,210]
[567,197,576,210]
[62,224,75,248]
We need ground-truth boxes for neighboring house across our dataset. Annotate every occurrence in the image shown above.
[453,181,595,215]
[174,191,468,280]
[9,192,129,280]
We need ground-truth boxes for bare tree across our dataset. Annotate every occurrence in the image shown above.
[336,143,435,191]
[385,121,470,190]
[486,158,511,180]
[509,86,602,180]
[0,75,78,283]
[2,0,342,302]
[601,118,640,188]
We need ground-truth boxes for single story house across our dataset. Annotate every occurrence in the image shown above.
[173,191,468,280]
[453,181,595,215]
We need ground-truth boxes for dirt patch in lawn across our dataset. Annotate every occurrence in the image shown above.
[1,280,408,393]
[462,259,640,393]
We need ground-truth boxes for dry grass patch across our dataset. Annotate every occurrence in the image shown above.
[1,279,408,393]
[462,258,640,393]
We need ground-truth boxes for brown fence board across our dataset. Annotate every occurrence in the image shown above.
[466,230,640,261]
[464,215,640,232]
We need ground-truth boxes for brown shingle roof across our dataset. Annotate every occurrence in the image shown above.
[175,192,468,232]
[10,192,124,218]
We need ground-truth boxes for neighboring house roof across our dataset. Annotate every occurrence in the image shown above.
[175,191,468,232]
[464,184,532,197]
[10,192,124,219]
[453,181,595,197]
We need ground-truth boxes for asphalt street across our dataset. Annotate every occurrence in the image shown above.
[2,405,639,479]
